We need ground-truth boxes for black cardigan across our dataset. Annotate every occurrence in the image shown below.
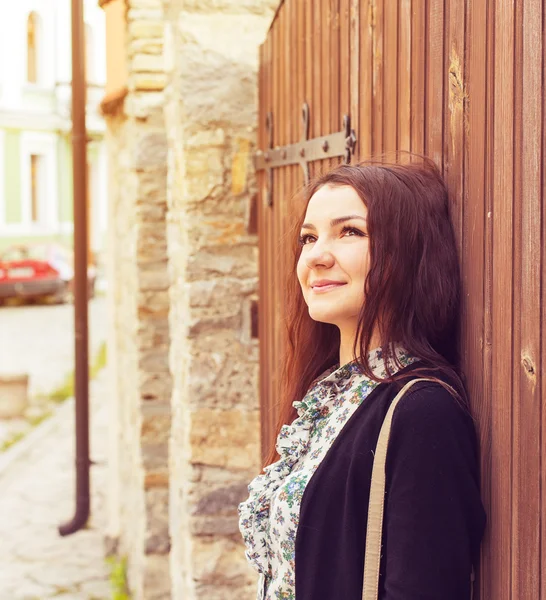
[294,361,486,599]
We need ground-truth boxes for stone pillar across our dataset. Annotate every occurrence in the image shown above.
[104,0,172,597]
[162,2,276,598]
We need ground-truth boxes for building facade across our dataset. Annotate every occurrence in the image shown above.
[0,0,108,256]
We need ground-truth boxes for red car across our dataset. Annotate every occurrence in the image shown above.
[0,243,96,304]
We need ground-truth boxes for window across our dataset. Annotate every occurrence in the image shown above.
[30,154,44,223]
[27,12,41,84]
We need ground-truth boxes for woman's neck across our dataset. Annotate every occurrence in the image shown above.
[338,324,382,367]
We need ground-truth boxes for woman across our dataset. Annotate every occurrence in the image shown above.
[238,157,486,600]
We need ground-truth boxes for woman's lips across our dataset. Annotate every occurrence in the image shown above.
[311,283,347,293]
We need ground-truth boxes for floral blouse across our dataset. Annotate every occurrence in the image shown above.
[238,346,419,600]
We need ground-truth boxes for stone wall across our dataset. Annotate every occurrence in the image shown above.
[162,1,275,598]
[104,0,172,597]
[104,0,275,597]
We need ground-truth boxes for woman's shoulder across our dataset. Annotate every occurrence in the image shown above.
[381,372,479,462]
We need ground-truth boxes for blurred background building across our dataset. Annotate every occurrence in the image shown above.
[0,0,107,260]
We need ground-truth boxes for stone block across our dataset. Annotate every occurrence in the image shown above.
[139,371,172,403]
[133,53,165,73]
[188,278,257,308]
[129,0,163,8]
[144,470,169,489]
[186,245,257,281]
[137,318,170,349]
[141,413,171,444]
[138,349,170,372]
[142,554,171,599]
[231,137,251,195]
[127,9,164,24]
[136,170,167,202]
[186,128,226,148]
[185,146,225,179]
[188,313,241,338]
[180,0,278,14]
[128,20,164,39]
[188,218,248,249]
[134,132,168,170]
[192,537,254,585]
[137,291,170,318]
[138,269,171,292]
[193,482,249,515]
[133,74,167,91]
[142,441,168,470]
[190,514,239,536]
[126,92,165,120]
[145,488,171,554]
[195,581,257,600]
[187,352,259,410]
[189,409,260,469]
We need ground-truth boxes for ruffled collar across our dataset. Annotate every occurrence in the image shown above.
[238,345,417,576]
[292,345,411,421]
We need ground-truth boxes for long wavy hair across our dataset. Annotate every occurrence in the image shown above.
[264,155,469,468]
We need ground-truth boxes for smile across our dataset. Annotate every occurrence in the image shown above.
[311,283,347,293]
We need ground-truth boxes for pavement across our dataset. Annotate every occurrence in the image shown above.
[0,297,108,397]
[0,298,112,599]
[0,370,112,599]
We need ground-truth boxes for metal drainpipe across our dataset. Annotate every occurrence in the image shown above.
[59,0,90,536]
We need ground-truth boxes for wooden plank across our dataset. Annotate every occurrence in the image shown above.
[490,0,515,598]
[340,0,350,162]
[371,0,383,155]
[295,0,306,196]
[542,0,546,596]
[410,0,426,155]
[304,0,313,179]
[321,0,331,172]
[257,41,267,461]
[349,0,359,162]
[359,0,373,159]
[462,0,491,595]
[262,32,275,461]
[542,0,546,592]
[331,0,341,169]
[425,0,445,169]
[510,0,523,594]
[271,17,281,435]
[512,0,542,596]
[398,0,411,153]
[281,0,294,379]
[311,0,322,179]
[383,0,398,152]
[277,5,288,406]
[443,0,465,258]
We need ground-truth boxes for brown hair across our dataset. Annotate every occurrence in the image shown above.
[265,155,468,467]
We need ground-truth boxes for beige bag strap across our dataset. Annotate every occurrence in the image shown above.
[362,377,475,600]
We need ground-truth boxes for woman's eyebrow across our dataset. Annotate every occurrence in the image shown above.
[301,215,367,230]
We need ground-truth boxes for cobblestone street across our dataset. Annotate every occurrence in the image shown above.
[0,370,112,599]
[0,297,112,599]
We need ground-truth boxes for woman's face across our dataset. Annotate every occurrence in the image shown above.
[297,184,370,328]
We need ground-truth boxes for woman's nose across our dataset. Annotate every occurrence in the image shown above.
[305,241,335,269]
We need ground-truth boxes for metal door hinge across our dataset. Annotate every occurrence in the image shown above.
[255,102,357,207]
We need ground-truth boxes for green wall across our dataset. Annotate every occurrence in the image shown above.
[4,130,21,224]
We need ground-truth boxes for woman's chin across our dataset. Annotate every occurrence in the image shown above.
[307,307,339,325]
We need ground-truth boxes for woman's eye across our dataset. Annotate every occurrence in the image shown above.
[341,226,366,238]
[298,234,315,246]
[298,227,366,246]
